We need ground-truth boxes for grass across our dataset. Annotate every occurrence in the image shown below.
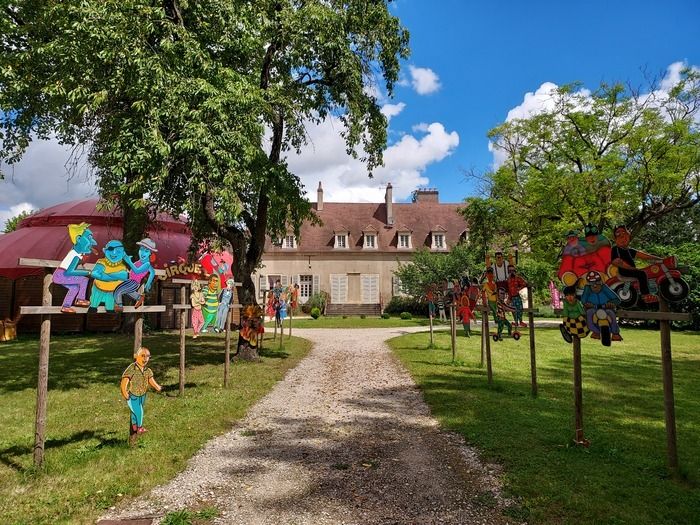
[388,326,700,525]
[265,314,438,329]
[0,331,311,525]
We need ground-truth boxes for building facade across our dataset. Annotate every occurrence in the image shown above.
[254,183,469,313]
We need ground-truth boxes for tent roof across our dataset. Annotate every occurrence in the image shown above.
[0,199,193,279]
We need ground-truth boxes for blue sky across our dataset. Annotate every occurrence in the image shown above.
[1,0,699,226]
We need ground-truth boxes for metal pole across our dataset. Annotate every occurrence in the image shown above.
[659,298,679,476]
[527,286,537,397]
[33,272,52,467]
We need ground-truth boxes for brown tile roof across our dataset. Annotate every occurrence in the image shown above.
[265,201,468,253]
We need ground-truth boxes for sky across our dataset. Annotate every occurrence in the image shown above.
[1,0,699,228]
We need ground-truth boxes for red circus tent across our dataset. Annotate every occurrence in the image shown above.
[0,198,194,279]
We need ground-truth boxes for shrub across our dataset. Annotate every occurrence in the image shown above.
[400,311,412,320]
[360,314,366,319]
[342,315,348,319]
[305,292,328,314]
[381,313,390,319]
[384,296,426,316]
[310,307,321,319]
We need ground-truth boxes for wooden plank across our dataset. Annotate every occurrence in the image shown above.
[133,315,143,354]
[172,305,192,310]
[19,258,166,276]
[171,278,242,286]
[617,310,692,322]
[20,305,166,315]
[572,336,587,446]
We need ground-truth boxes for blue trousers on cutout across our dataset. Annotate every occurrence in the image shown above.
[127,393,146,427]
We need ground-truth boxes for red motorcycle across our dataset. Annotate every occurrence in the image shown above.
[607,256,689,308]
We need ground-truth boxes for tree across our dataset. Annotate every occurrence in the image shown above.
[2,208,33,233]
[0,1,409,304]
[475,71,700,265]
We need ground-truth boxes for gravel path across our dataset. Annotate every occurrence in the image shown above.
[100,327,515,525]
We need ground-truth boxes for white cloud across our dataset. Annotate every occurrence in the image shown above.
[380,102,406,120]
[0,137,96,225]
[408,65,441,95]
[284,116,459,203]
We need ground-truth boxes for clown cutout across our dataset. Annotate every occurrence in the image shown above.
[559,285,589,343]
[88,240,129,312]
[486,250,513,292]
[506,267,528,327]
[200,274,221,333]
[581,271,622,344]
[53,223,97,313]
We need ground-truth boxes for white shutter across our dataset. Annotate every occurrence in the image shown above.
[281,275,289,287]
[392,275,400,296]
[330,274,347,303]
[361,274,379,303]
[258,274,267,298]
[293,275,299,287]
[312,274,320,296]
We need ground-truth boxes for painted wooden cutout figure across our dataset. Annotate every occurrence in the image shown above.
[88,240,129,312]
[121,346,162,437]
[610,225,662,305]
[482,268,498,323]
[238,305,264,358]
[53,222,97,313]
[506,267,528,328]
[581,271,621,346]
[190,280,205,338]
[199,250,234,288]
[494,288,516,341]
[559,285,589,343]
[436,292,447,322]
[114,237,158,312]
[457,296,476,337]
[215,278,235,333]
[200,274,221,333]
[426,289,436,319]
[486,250,513,292]
[558,225,612,287]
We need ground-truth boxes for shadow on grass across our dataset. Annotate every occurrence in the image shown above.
[0,333,242,393]
[0,430,122,472]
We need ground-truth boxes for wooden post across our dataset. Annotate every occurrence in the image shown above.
[484,307,493,384]
[658,298,679,476]
[224,307,231,388]
[527,286,538,397]
[429,307,434,347]
[289,303,293,338]
[450,303,457,362]
[133,315,143,355]
[179,285,186,396]
[572,336,587,446]
[33,272,52,467]
[480,308,485,367]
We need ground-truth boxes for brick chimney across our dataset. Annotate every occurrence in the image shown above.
[385,183,394,225]
[317,181,324,211]
[413,188,439,203]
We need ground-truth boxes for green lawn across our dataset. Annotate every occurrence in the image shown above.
[266,314,436,329]
[0,331,311,525]
[388,327,700,525]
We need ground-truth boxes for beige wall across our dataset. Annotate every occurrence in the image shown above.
[254,252,414,305]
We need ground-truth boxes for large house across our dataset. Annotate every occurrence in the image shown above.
[254,183,469,314]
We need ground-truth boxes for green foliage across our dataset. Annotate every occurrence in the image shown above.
[384,295,426,316]
[359,314,366,319]
[2,208,33,233]
[310,307,321,319]
[399,311,412,320]
[394,243,482,299]
[161,507,219,525]
[0,1,410,304]
[470,73,700,268]
[381,312,390,319]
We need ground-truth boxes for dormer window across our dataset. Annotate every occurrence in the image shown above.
[334,229,349,249]
[365,234,376,248]
[397,230,412,249]
[431,226,448,251]
[283,234,297,249]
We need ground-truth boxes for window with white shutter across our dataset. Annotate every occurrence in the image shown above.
[330,274,348,303]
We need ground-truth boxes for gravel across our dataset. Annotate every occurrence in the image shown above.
[100,327,518,525]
